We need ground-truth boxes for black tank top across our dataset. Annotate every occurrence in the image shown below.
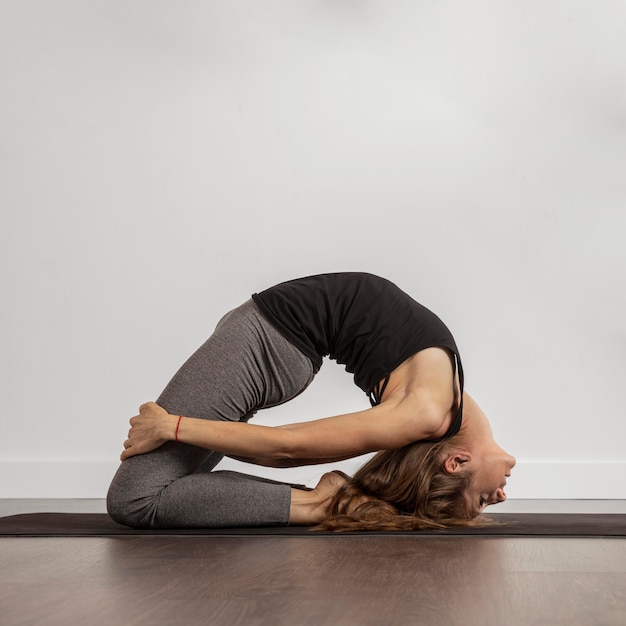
[252,272,463,438]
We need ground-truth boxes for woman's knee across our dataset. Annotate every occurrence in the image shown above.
[106,474,159,529]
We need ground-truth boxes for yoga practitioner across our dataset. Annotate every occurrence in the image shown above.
[107,272,515,531]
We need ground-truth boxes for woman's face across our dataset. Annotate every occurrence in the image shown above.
[465,443,516,517]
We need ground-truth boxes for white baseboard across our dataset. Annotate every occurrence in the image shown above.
[1,460,624,499]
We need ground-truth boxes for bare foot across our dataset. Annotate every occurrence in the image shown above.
[289,471,348,525]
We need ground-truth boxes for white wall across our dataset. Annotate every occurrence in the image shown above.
[1,1,625,498]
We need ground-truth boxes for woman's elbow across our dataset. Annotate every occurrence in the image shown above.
[273,426,317,461]
[393,399,451,443]
[418,402,455,440]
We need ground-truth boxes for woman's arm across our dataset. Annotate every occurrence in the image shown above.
[120,397,447,464]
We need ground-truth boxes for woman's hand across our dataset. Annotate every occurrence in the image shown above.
[121,402,175,461]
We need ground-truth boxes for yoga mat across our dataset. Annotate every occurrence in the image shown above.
[1,512,625,537]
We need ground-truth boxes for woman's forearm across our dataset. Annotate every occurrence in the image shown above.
[171,416,298,461]
[122,402,313,463]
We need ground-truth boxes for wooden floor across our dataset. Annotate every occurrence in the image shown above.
[2,501,626,626]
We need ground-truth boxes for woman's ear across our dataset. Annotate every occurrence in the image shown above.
[443,451,472,474]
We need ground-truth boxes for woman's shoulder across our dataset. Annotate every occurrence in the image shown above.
[379,348,462,438]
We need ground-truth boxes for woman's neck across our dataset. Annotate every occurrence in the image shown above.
[458,392,496,451]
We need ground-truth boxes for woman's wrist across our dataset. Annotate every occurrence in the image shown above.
[164,413,181,441]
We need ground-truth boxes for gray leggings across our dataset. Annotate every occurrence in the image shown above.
[106,300,316,528]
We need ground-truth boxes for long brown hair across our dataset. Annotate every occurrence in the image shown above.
[315,434,480,532]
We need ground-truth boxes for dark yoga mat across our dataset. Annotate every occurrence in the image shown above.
[1,512,625,537]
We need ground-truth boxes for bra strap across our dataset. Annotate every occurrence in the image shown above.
[369,374,390,406]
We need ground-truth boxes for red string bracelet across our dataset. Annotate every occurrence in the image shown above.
[175,416,183,442]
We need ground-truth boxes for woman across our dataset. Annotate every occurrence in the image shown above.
[107,272,515,530]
